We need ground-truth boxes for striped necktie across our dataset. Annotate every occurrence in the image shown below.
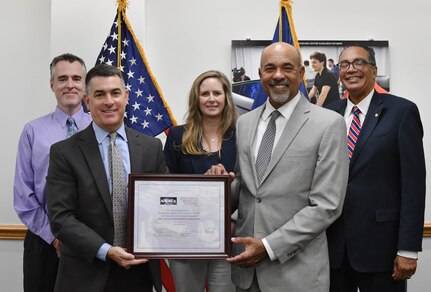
[347,106,362,159]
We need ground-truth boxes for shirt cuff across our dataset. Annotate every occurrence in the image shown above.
[37,224,56,245]
[262,238,276,261]
[397,250,418,259]
[96,243,111,261]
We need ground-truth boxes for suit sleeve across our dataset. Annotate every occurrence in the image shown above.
[266,115,349,264]
[47,144,106,260]
[397,103,426,251]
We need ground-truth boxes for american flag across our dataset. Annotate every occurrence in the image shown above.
[95,13,177,136]
[95,8,176,291]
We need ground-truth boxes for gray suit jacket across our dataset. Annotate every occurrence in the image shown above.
[231,97,348,291]
[47,124,167,292]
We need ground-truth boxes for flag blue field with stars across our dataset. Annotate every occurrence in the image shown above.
[95,14,177,136]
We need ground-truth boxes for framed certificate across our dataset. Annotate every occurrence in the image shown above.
[127,174,231,259]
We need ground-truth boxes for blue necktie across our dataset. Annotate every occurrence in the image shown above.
[66,117,78,138]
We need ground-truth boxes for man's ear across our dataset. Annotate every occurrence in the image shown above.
[83,95,90,109]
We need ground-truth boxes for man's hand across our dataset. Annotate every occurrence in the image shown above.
[107,246,148,269]
[392,255,417,281]
[226,237,267,268]
[52,238,61,257]
[205,163,235,178]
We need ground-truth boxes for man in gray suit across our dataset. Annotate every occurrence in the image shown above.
[47,64,166,292]
[209,42,349,291]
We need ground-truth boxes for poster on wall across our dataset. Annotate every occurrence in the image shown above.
[231,40,389,114]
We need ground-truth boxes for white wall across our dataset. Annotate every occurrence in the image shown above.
[1,0,430,291]
[1,0,52,224]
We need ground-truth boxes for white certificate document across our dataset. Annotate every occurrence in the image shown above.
[132,179,226,255]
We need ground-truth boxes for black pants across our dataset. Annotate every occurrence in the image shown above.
[104,262,154,292]
[330,252,406,292]
[23,231,59,292]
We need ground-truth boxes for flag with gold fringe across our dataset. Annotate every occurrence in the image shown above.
[95,1,176,291]
[95,0,177,137]
[251,0,308,109]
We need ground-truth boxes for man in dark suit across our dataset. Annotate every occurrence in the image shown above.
[47,64,166,292]
[326,44,426,292]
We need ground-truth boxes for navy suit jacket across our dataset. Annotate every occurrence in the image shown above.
[326,91,426,272]
[163,125,236,174]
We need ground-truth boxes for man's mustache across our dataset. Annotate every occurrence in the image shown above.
[269,80,289,86]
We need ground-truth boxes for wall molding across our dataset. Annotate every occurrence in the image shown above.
[0,225,28,240]
[1,223,431,240]
[424,222,431,237]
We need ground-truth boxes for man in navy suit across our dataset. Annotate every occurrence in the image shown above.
[326,44,426,292]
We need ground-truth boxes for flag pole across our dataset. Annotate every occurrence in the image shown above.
[278,1,283,41]
[116,0,128,68]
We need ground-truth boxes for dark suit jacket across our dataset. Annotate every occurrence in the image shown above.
[326,92,426,272]
[47,124,167,292]
[163,125,236,174]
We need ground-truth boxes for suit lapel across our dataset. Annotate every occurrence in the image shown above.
[246,106,265,187]
[79,125,113,218]
[349,92,384,168]
[126,127,143,174]
[259,97,310,185]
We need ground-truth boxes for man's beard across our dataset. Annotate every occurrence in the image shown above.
[269,91,290,104]
[268,79,290,104]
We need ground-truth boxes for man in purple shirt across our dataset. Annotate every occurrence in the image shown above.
[13,53,92,292]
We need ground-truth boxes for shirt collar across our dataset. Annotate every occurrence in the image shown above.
[92,122,128,144]
[262,92,301,121]
[53,106,86,129]
[345,89,374,117]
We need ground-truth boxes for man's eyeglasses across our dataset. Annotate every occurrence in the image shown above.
[337,58,376,71]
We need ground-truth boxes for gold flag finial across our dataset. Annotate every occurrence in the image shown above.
[280,0,292,9]
[117,0,128,13]
[115,0,129,67]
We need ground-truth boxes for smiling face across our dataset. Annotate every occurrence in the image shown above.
[259,42,304,108]
[84,75,128,132]
[50,60,85,114]
[339,46,377,104]
[198,77,226,120]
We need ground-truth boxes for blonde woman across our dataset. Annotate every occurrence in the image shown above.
[164,70,238,291]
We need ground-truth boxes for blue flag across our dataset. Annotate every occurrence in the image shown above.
[251,1,308,110]
[95,13,177,136]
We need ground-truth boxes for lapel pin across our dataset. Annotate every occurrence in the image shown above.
[375,113,379,118]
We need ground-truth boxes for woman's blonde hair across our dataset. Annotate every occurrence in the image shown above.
[181,70,238,155]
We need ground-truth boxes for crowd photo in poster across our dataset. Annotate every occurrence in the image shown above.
[231,40,390,113]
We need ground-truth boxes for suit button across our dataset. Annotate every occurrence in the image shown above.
[256,198,262,203]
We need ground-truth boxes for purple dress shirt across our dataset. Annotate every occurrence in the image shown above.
[14,106,92,244]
